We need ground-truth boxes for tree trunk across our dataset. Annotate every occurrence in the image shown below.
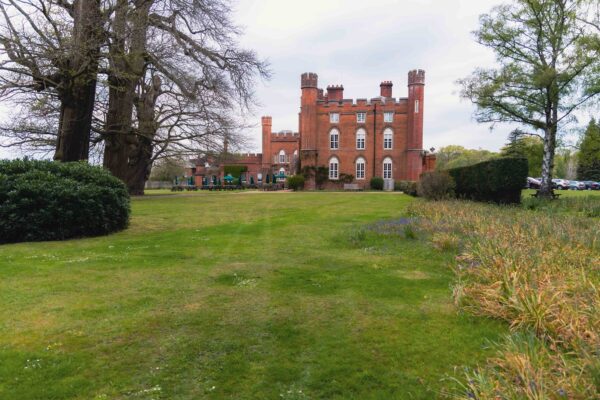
[53,0,102,162]
[103,0,151,180]
[126,75,161,195]
[539,125,557,197]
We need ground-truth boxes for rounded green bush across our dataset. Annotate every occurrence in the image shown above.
[286,174,305,191]
[370,176,384,191]
[0,159,130,244]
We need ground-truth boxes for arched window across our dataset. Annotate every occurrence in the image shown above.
[278,149,286,163]
[356,128,366,150]
[383,128,393,150]
[355,157,366,180]
[383,157,393,179]
[279,167,286,177]
[330,128,339,150]
[329,157,339,180]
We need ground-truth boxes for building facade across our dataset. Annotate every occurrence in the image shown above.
[189,70,435,189]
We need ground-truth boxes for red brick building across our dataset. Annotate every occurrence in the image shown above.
[189,70,435,189]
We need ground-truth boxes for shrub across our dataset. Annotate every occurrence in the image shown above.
[286,175,305,191]
[395,180,418,196]
[417,171,455,200]
[447,157,528,204]
[0,159,130,244]
[370,176,384,191]
[339,173,354,184]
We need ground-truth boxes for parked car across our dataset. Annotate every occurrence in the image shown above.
[552,179,570,190]
[569,180,585,190]
[526,177,541,189]
[582,181,600,190]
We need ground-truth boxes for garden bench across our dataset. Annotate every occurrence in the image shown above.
[530,191,561,199]
[343,183,361,191]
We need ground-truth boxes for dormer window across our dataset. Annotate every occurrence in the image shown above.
[356,112,366,123]
[330,113,339,123]
[384,112,394,123]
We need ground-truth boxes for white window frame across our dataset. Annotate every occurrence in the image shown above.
[356,112,366,124]
[356,128,366,150]
[383,157,393,179]
[330,128,339,150]
[415,100,420,114]
[330,113,340,123]
[278,149,286,163]
[279,167,286,177]
[384,112,394,123]
[383,128,393,150]
[329,157,339,180]
[356,157,366,180]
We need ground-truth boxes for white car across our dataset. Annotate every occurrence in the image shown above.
[552,179,569,190]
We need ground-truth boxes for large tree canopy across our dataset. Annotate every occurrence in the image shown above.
[0,0,270,194]
[459,0,600,197]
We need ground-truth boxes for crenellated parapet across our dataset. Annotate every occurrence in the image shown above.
[301,72,318,88]
[408,69,425,86]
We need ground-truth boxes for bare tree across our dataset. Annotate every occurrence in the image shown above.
[101,0,269,193]
[0,0,106,161]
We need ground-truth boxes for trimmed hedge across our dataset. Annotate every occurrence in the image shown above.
[286,174,305,191]
[370,176,384,191]
[447,157,528,204]
[0,159,130,244]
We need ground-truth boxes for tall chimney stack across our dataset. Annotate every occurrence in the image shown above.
[380,81,393,98]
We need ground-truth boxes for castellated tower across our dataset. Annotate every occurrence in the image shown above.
[406,69,425,181]
[299,73,319,188]
[261,116,272,173]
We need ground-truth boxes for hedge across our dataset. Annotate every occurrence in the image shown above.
[447,157,528,204]
[286,175,305,191]
[370,176,384,191]
[0,159,130,244]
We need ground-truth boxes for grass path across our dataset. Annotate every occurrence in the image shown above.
[0,192,504,399]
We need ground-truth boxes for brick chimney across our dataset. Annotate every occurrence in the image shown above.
[380,81,393,98]
[326,85,344,101]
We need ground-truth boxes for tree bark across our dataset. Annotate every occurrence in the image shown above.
[127,75,161,195]
[53,0,102,162]
[539,125,557,197]
[103,0,150,180]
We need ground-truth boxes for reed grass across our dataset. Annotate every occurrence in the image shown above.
[407,200,600,399]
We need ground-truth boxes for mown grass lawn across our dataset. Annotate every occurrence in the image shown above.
[0,192,505,399]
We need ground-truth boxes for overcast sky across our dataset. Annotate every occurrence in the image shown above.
[233,0,587,153]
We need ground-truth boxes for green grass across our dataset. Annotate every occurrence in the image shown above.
[0,192,505,399]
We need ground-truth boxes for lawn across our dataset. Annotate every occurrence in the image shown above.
[0,192,505,399]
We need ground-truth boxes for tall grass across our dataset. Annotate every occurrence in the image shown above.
[407,200,600,398]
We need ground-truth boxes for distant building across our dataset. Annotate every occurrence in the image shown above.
[188,71,435,189]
